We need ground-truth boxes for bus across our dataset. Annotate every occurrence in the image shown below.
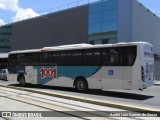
[7,42,154,92]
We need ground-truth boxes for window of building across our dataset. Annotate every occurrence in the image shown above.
[103,0,117,10]
[89,23,102,35]
[89,1,102,13]
[88,0,118,44]
[103,9,117,22]
[102,21,117,32]
[89,12,102,24]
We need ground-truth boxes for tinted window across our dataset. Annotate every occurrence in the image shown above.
[28,53,39,66]
[109,48,123,66]
[89,23,102,35]
[103,9,117,22]
[39,52,49,65]
[89,12,102,24]
[51,51,66,66]
[123,46,137,66]
[17,54,27,65]
[103,0,117,10]
[89,1,102,13]
[83,49,101,66]
[102,46,136,66]
[102,21,117,32]
[88,0,118,44]
[66,50,82,66]
[8,54,17,66]
[8,54,17,73]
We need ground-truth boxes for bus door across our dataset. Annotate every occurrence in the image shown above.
[101,48,124,90]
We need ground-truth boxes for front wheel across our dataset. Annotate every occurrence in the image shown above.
[4,76,7,81]
[75,78,88,92]
[18,75,25,86]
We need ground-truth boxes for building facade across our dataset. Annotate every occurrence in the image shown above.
[0,25,12,52]
[0,0,160,79]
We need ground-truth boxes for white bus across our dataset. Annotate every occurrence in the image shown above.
[7,42,154,92]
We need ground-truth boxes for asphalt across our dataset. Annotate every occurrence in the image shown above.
[0,80,160,113]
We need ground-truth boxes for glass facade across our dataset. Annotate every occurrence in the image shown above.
[88,0,118,44]
[0,25,12,52]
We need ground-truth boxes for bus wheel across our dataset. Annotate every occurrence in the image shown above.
[18,75,25,86]
[4,76,7,81]
[75,78,88,92]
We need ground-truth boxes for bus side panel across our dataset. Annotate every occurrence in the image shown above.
[101,66,124,90]
[131,45,142,89]
[7,66,25,82]
[123,67,132,90]
[25,66,38,84]
[86,66,102,89]
[25,66,102,89]
[7,74,17,82]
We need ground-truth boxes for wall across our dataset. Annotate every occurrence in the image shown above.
[132,0,160,80]
[117,0,132,42]
[11,5,88,51]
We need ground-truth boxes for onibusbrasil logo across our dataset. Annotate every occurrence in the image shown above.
[39,67,57,79]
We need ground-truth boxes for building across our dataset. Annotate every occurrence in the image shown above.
[0,25,12,52]
[0,0,160,79]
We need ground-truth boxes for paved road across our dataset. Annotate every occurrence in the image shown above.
[0,86,116,120]
[0,85,158,120]
[0,80,160,111]
[2,85,153,120]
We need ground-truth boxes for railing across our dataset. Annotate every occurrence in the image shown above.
[0,0,99,27]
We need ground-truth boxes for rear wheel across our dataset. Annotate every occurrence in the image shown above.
[4,76,7,81]
[18,75,25,86]
[75,78,88,92]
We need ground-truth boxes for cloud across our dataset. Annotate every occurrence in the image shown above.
[0,0,19,11]
[0,0,39,23]
[12,8,39,22]
[0,19,5,25]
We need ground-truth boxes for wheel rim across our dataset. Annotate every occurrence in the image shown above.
[77,81,85,90]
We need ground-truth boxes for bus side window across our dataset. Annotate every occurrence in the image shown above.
[8,54,17,73]
[109,48,123,66]
[27,53,39,66]
[123,46,136,66]
[102,49,109,66]
[83,49,101,66]
[39,53,49,65]
[9,54,17,66]
[17,54,27,65]
[66,50,82,66]
[51,51,66,66]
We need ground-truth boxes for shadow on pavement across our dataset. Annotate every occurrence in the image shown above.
[8,83,154,101]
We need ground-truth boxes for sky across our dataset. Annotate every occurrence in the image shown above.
[0,0,160,26]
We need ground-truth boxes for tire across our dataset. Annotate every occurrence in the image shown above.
[18,75,25,86]
[75,78,88,92]
[4,76,7,81]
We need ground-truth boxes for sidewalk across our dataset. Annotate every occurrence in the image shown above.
[155,80,160,85]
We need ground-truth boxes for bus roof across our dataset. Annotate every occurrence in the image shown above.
[9,42,151,54]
